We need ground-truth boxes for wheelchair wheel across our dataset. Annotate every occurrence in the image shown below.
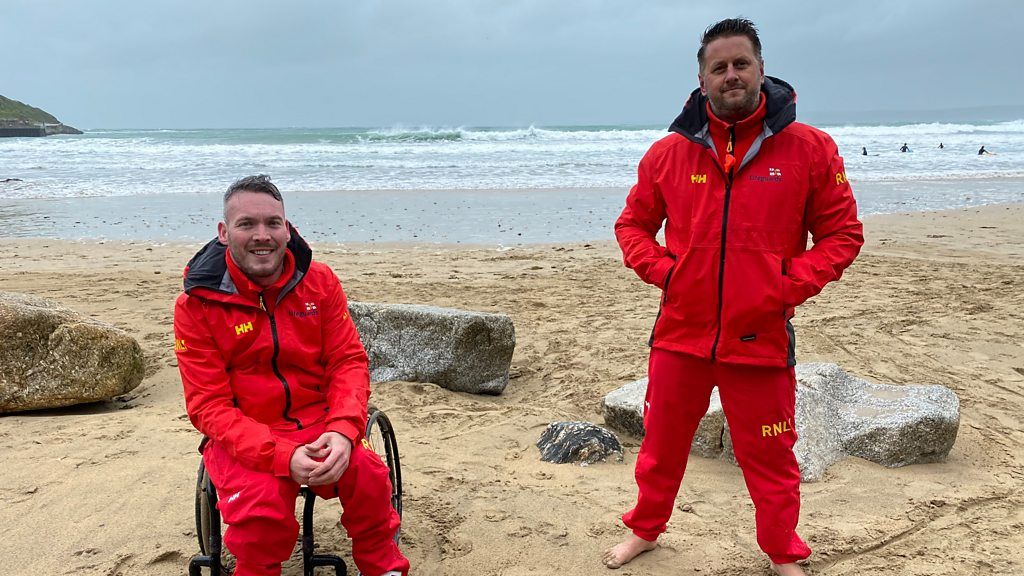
[365,406,403,519]
[193,461,233,574]
[195,461,213,556]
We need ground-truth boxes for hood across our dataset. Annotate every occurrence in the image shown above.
[668,76,797,145]
[182,222,313,295]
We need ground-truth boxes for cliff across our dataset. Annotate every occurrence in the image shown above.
[0,95,83,135]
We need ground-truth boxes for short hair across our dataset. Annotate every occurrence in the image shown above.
[697,18,762,71]
[223,174,283,218]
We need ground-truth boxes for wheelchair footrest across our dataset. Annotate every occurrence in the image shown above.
[306,553,346,576]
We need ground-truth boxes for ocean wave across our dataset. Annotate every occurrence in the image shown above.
[357,125,664,144]
[825,119,1024,138]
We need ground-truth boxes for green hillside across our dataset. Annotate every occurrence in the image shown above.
[0,95,61,124]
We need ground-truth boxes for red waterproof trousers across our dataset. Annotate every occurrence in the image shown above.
[203,422,409,576]
[622,348,811,564]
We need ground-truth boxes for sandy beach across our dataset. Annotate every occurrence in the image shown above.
[1,203,1023,576]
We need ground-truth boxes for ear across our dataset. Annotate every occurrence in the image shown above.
[698,72,707,95]
[284,220,292,244]
[759,59,765,83]
[217,221,228,244]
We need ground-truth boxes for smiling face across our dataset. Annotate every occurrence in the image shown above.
[698,34,764,124]
[218,191,291,287]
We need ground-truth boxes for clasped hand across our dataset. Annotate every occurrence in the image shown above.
[288,431,352,486]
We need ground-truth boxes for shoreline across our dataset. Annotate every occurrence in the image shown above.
[4,178,1024,244]
[2,201,1022,250]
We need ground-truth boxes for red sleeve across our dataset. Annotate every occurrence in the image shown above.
[782,137,864,308]
[174,294,299,476]
[614,146,676,288]
[318,270,370,444]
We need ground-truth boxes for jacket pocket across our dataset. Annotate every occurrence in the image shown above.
[648,256,679,346]
[718,250,788,360]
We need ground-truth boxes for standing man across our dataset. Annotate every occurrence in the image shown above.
[174,175,409,576]
[606,18,863,575]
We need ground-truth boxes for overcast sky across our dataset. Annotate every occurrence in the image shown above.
[3,0,1021,129]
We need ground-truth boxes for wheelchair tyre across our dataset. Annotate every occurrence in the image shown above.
[365,406,403,520]
[194,461,233,573]
[195,461,212,556]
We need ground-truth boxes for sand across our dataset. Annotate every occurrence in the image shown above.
[1,203,1022,575]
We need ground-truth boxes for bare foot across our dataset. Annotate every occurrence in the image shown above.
[770,562,806,576]
[602,534,657,569]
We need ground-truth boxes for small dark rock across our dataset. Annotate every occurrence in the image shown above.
[537,421,623,465]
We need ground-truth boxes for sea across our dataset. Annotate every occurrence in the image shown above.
[2,121,1023,244]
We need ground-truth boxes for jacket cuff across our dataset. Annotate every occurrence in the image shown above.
[652,256,676,288]
[326,420,362,444]
[272,439,301,478]
[782,274,809,309]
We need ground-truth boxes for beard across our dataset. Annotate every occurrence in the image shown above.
[707,82,761,123]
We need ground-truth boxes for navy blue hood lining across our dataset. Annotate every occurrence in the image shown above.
[183,223,313,294]
[668,76,797,145]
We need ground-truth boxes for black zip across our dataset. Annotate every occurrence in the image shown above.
[710,126,736,361]
[647,259,676,346]
[260,292,302,429]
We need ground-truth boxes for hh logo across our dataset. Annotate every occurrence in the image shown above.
[691,174,707,184]
[234,321,254,336]
[769,167,782,176]
[361,438,372,450]
[174,339,187,352]
[835,171,848,185]
[761,418,795,437]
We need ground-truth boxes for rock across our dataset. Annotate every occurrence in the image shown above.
[601,363,960,481]
[0,292,145,413]
[349,302,515,395]
[601,377,646,438]
[602,378,724,458]
[537,421,623,465]
[797,363,960,471]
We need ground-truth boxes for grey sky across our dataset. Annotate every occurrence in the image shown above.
[3,0,1020,129]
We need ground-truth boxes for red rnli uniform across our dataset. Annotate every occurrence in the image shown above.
[615,77,863,564]
[174,229,408,576]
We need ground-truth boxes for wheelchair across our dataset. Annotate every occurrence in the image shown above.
[188,407,403,576]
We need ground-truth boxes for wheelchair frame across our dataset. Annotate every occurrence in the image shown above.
[188,407,402,576]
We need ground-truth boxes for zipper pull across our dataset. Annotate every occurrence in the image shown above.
[724,126,737,176]
[258,292,266,312]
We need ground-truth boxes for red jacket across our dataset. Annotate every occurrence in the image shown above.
[173,228,369,476]
[615,77,863,367]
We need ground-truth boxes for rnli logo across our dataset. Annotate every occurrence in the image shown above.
[234,321,254,336]
[761,418,795,438]
[835,171,848,185]
[290,302,321,319]
[174,339,187,352]
[749,168,783,183]
[690,174,707,184]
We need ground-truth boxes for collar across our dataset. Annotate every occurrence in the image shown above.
[706,94,767,173]
[706,92,767,137]
[668,76,797,145]
[224,248,296,303]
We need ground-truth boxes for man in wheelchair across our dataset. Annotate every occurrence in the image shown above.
[174,175,409,576]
